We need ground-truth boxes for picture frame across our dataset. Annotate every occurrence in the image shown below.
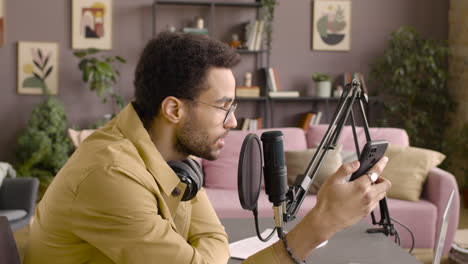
[312,0,351,51]
[0,0,5,47]
[72,0,113,50]
[17,41,59,95]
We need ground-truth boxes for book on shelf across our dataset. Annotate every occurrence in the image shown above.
[182,27,209,34]
[263,67,280,92]
[240,117,263,131]
[297,111,323,130]
[309,111,322,126]
[268,67,280,91]
[236,86,260,97]
[298,113,313,130]
[268,90,300,98]
[254,20,264,51]
[244,20,256,50]
[243,20,264,51]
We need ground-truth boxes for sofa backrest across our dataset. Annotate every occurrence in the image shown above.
[203,128,307,189]
[306,125,409,152]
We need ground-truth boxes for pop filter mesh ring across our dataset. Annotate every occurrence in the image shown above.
[238,133,263,211]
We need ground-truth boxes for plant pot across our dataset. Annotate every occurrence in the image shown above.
[316,81,331,97]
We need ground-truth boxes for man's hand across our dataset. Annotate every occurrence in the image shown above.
[313,157,391,235]
[282,157,391,261]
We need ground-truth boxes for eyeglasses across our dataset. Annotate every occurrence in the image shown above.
[187,99,237,125]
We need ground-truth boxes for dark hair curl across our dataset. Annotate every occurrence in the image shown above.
[134,32,240,128]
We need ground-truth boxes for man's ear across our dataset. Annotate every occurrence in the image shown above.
[160,96,185,124]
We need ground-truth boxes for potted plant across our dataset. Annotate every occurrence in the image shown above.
[15,96,73,199]
[73,48,126,113]
[370,26,452,151]
[312,72,332,97]
[260,0,278,51]
[370,26,466,190]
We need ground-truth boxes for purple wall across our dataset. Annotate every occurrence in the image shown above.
[0,0,448,161]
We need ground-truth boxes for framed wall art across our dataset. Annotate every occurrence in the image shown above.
[72,0,113,50]
[312,0,351,51]
[17,41,59,95]
[0,0,4,47]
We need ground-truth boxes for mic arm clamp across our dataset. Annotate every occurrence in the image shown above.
[282,80,395,237]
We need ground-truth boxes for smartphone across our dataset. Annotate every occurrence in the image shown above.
[349,140,388,182]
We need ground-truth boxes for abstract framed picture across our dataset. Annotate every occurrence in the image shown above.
[312,0,351,51]
[17,42,59,95]
[0,0,4,47]
[72,0,113,50]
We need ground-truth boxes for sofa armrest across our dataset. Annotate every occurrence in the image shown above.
[421,167,460,254]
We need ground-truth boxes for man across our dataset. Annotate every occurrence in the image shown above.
[25,32,390,264]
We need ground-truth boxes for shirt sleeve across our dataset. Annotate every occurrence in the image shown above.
[71,166,228,264]
[187,188,230,263]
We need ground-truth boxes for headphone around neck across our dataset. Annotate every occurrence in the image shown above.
[167,158,204,201]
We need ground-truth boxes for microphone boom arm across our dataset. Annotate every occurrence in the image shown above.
[283,80,395,237]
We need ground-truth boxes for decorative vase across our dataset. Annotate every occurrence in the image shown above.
[316,81,331,97]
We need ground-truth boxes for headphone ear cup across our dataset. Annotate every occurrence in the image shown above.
[183,158,204,187]
[167,159,203,201]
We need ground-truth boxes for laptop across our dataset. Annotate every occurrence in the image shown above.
[432,189,455,264]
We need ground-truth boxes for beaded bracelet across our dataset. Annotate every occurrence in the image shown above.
[280,231,306,264]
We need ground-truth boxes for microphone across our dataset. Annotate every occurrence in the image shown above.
[261,131,288,229]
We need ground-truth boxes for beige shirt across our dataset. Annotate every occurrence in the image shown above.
[24,104,291,264]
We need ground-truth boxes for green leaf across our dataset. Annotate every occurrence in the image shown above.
[33,72,43,81]
[43,56,50,69]
[87,48,100,55]
[44,66,53,79]
[73,51,87,58]
[83,67,90,82]
[115,56,126,63]
[78,59,89,71]
[38,49,43,60]
[33,60,43,71]
[97,62,114,76]
[23,76,44,88]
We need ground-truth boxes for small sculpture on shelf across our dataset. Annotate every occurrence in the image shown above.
[230,34,241,49]
[333,85,343,97]
[244,72,252,87]
[195,16,204,29]
[167,25,176,33]
[182,16,208,35]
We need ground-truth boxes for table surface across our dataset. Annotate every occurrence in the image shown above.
[221,218,422,264]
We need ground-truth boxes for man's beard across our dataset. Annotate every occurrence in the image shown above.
[175,116,221,161]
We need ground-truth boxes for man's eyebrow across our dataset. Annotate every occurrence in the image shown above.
[215,96,234,104]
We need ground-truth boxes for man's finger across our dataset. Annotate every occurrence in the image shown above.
[352,156,389,186]
[332,161,360,181]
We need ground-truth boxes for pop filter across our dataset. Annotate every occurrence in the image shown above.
[238,133,263,211]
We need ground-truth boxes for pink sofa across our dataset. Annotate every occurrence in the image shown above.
[202,125,460,254]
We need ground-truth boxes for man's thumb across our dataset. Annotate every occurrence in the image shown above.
[332,160,360,181]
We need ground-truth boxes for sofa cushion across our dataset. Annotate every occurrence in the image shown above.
[285,144,342,194]
[306,125,409,152]
[383,144,446,201]
[203,128,307,189]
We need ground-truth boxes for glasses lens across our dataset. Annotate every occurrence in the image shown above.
[224,103,237,124]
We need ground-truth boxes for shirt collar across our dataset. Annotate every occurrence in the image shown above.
[115,103,181,197]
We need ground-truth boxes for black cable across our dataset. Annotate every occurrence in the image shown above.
[253,208,276,242]
[391,217,415,254]
[395,229,400,246]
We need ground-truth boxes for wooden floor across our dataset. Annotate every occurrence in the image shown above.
[13,203,468,263]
